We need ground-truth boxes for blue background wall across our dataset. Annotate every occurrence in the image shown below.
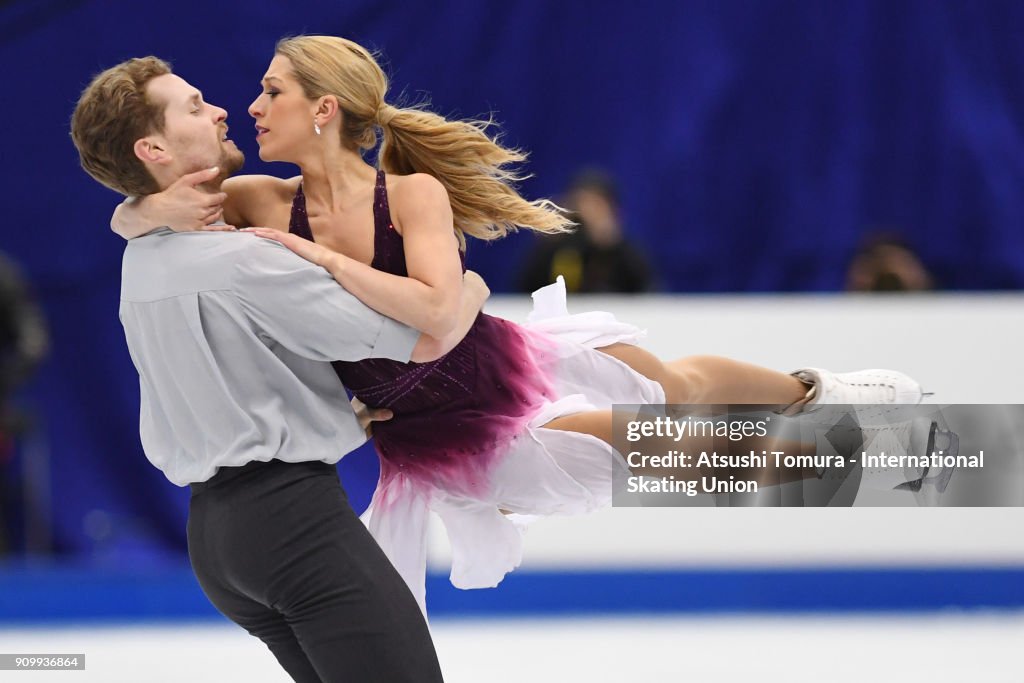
[3,0,1024,576]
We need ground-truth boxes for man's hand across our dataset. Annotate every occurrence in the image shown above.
[352,397,393,438]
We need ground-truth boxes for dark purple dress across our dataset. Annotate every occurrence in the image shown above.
[290,171,555,492]
[289,170,663,608]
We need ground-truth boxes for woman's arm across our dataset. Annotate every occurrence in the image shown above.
[111,167,228,238]
[110,173,297,239]
[246,174,464,338]
[410,271,489,362]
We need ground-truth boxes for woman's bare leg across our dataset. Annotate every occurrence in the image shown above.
[541,410,817,487]
[597,343,807,406]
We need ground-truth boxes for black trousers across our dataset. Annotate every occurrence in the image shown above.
[188,459,444,682]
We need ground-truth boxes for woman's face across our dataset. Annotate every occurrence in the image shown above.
[248,55,316,162]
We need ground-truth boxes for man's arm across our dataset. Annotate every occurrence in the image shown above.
[233,239,420,363]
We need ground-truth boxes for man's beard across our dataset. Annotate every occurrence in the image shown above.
[215,144,245,183]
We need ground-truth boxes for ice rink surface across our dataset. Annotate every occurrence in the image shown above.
[1,612,1021,682]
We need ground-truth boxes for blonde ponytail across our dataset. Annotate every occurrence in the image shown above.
[277,35,573,245]
[377,106,572,244]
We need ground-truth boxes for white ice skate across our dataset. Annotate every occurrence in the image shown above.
[790,368,924,412]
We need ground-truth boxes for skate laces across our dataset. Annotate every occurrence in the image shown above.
[830,374,898,404]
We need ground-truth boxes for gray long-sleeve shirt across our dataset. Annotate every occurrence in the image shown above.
[119,229,418,486]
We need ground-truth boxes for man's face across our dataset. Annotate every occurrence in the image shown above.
[143,74,244,185]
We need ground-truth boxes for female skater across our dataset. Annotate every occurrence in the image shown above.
[114,36,923,611]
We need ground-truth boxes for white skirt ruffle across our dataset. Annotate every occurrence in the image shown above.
[362,276,665,614]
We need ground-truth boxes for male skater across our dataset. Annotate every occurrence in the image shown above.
[70,57,478,682]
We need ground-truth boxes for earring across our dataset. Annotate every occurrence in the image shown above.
[314,120,321,136]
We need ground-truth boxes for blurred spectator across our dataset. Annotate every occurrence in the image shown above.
[845,232,935,292]
[518,168,654,293]
[0,253,50,554]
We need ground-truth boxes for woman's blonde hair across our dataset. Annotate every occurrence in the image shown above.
[275,35,572,245]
